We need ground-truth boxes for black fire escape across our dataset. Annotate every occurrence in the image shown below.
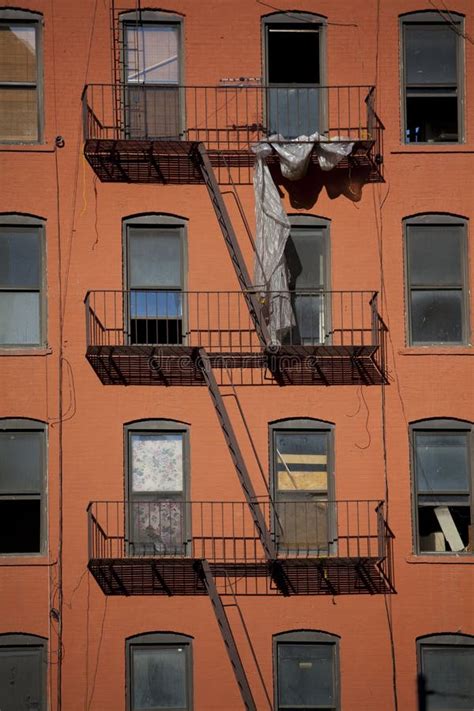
[84,8,392,710]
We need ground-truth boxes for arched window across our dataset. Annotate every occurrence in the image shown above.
[417,633,474,709]
[0,633,47,709]
[0,418,47,554]
[125,419,190,556]
[400,11,464,143]
[0,9,43,143]
[119,10,184,140]
[270,418,335,554]
[122,214,188,346]
[0,213,46,347]
[262,12,326,138]
[403,213,468,345]
[410,418,473,553]
[273,630,340,710]
[126,632,193,711]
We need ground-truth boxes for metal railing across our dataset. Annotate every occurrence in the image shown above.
[82,83,383,151]
[85,289,385,353]
[87,499,390,563]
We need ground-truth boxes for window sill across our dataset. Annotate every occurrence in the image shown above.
[398,347,473,356]
[406,554,474,564]
[0,554,53,566]
[0,347,52,357]
[391,146,473,154]
[0,143,55,154]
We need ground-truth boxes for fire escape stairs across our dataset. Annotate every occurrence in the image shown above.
[198,560,258,711]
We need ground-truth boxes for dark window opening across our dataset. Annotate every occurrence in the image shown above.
[267,26,320,84]
[266,23,322,137]
[0,499,41,553]
[402,20,462,143]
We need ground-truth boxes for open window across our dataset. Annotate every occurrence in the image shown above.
[0,9,43,143]
[283,216,329,345]
[0,633,47,709]
[417,634,474,710]
[0,214,45,346]
[404,214,468,345]
[126,420,189,556]
[124,214,186,346]
[401,11,464,143]
[263,12,325,138]
[274,630,339,711]
[127,632,192,711]
[121,10,183,140]
[411,419,473,554]
[0,418,46,554]
[270,419,335,555]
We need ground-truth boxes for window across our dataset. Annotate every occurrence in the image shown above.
[0,419,46,555]
[284,216,329,345]
[0,634,46,710]
[417,634,474,710]
[126,420,189,556]
[404,214,468,345]
[0,9,42,143]
[401,11,464,143]
[124,214,186,346]
[263,12,325,138]
[274,631,339,711]
[127,632,192,711]
[0,214,45,346]
[411,419,473,554]
[270,419,334,554]
[121,10,183,139]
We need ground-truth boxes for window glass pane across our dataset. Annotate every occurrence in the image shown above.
[130,291,182,319]
[0,228,41,288]
[0,431,43,493]
[0,647,42,710]
[416,433,469,493]
[408,225,463,285]
[0,292,40,344]
[128,229,181,288]
[276,432,328,492]
[0,499,41,553]
[0,87,38,142]
[422,646,474,709]
[125,85,180,139]
[126,25,178,84]
[132,646,187,709]
[131,433,183,492]
[0,24,37,82]
[410,289,463,344]
[405,25,457,84]
[278,643,335,707]
[285,229,326,290]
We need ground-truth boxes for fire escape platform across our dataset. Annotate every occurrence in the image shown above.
[85,343,386,387]
[83,137,381,185]
[87,555,392,596]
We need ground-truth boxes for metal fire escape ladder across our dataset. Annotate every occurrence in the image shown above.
[197,349,276,560]
[192,144,270,348]
[199,560,257,711]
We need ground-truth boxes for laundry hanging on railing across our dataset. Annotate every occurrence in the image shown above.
[269,132,355,180]
[252,142,294,344]
[252,133,354,343]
